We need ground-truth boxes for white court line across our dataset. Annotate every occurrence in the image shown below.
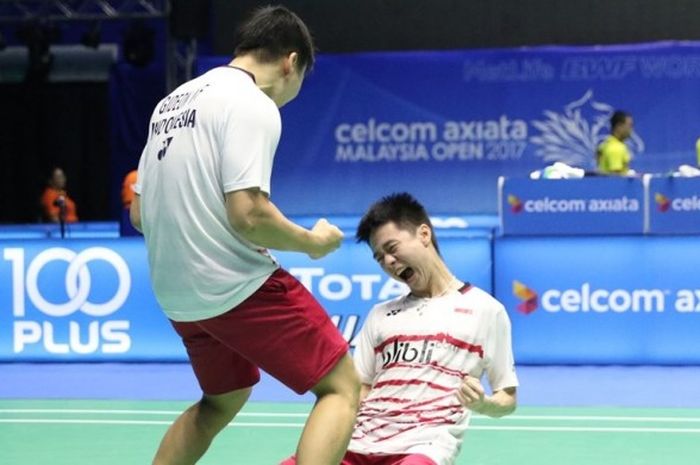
[502,415,700,423]
[0,419,302,427]
[2,409,700,423]
[1,418,700,433]
[0,409,307,417]
[472,425,700,433]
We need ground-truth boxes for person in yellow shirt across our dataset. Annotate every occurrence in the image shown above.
[596,110,634,175]
[695,137,700,167]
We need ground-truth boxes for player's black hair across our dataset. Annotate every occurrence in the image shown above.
[234,5,315,74]
[356,192,440,254]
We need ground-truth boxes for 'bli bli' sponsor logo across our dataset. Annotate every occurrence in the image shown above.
[382,339,437,367]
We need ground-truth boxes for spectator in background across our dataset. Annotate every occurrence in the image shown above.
[596,110,634,175]
[40,166,78,223]
[695,136,700,167]
[121,169,138,209]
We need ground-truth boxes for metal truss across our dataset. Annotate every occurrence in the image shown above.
[0,1,200,90]
[165,36,195,91]
[0,0,168,23]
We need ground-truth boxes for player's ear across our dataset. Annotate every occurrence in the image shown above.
[282,52,299,76]
[418,224,432,247]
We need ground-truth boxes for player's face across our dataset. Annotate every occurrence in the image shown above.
[370,221,433,293]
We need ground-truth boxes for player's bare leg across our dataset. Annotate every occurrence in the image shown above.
[152,387,251,465]
[295,354,360,465]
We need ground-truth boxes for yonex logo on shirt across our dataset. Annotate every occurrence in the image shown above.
[385,307,403,316]
[157,137,173,160]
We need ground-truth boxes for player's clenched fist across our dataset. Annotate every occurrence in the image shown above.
[308,218,344,259]
[456,375,486,410]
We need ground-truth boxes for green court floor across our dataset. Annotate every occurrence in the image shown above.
[1,399,698,464]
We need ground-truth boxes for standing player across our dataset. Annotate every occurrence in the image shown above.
[282,193,518,465]
[130,6,360,465]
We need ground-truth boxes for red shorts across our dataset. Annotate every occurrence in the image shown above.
[280,451,437,465]
[170,268,349,395]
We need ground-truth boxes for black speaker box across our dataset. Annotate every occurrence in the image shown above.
[170,0,210,40]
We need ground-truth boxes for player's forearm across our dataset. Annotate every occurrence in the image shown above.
[238,209,316,253]
[472,388,517,418]
[227,193,318,254]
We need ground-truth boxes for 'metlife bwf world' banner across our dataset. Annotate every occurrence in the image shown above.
[200,41,700,215]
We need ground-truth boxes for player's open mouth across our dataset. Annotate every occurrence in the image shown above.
[398,268,414,282]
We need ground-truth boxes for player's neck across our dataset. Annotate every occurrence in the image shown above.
[415,265,461,299]
[229,56,283,102]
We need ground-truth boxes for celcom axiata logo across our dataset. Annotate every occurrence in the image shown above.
[655,193,671,212]
[654,193,700,212]
[513,280,538,314]
[507,195,523,213]
[512,280,668,314]
[530,90,645,169]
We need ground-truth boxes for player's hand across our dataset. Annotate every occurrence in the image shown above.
[308,218,344,259]
[456,375,487,411]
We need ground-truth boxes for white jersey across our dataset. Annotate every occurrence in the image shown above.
[134,66,280,322]
[350,284,519,465]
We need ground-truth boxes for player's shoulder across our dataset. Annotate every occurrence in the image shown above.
[196,67,270,101]
[196,69,278,124]
[460,284,506,314]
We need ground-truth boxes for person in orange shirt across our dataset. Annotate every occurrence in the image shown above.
[121,169,138,209]
[40,167,79,223]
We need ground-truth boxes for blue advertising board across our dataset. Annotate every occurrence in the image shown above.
[647,175,700,234]
[499,177,646,235]
[0,229,492,361]
[0,238,184,362]
[199,41,700,215]
[495,236,700,364]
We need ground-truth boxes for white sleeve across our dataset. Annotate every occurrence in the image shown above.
[133,143,149,195]
[353,309,379,386]
[134,105,160,195]
[486,303,519,392]
[220,98,281,195]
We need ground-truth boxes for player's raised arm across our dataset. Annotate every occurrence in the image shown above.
[225,188,343,259]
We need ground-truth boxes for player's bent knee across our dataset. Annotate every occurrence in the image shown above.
[311,353,360,403]
[201,386,252,420]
